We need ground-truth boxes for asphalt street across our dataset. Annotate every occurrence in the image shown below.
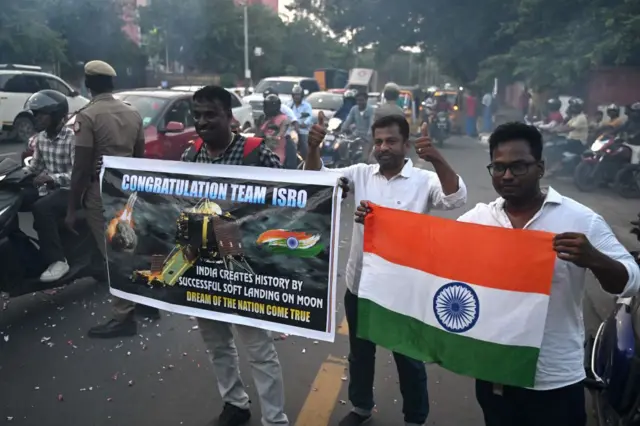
[0,135,637,426]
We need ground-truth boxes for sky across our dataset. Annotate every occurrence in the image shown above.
[279,0,293,17]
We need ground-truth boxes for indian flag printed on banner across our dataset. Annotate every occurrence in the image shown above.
[357,204,556,388]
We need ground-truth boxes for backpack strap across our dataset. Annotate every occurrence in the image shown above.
[185,138,204,162]
[243,137,263,165]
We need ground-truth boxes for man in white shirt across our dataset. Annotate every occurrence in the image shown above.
[305,115,467,426]
[458,122,640,426]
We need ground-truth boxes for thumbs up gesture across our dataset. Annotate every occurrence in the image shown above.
[415,122,444,163]
[308,111,327,150]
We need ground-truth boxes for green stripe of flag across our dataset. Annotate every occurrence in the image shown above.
[357,298,540,388]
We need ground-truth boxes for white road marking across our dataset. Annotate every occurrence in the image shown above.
[0,152,16,157]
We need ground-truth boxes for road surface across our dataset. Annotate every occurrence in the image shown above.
[0,136,637,426]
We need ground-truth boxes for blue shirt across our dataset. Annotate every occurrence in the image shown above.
[289,100,313,135]
[343,105,374,138]
[280,104,297,136]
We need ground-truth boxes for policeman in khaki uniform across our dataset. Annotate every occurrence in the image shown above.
[65,60,157,338]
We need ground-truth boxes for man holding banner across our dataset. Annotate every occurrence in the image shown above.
[177,85,289,426]
[306,115,467,426]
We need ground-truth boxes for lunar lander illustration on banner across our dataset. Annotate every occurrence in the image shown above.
[132,199,255,287]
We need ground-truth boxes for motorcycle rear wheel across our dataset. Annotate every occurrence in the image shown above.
[574,161,599,192]
[613,166,640,199]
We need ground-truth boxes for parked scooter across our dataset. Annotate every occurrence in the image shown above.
[574,135,630,192]
[0,158,104,298]
[583,215,640,426]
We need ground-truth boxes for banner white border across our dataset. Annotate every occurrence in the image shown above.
[101,156,342,342]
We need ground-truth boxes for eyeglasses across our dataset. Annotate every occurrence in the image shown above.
[486,161,537,177]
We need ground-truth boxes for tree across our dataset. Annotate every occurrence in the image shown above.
[292,0,640,91]
[0,0,65,64]
[44,0,141,76]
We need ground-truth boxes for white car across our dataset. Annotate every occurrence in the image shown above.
[0,64,89,143]
[170,86,255,131]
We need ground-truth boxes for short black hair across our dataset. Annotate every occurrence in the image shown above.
[371,114,410,141]
[383,88,399,101]
[355,90,367,99]
[193,85,232,115]
[489,122,543,161]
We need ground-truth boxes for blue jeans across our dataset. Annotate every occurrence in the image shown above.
[483,106,493,132]
[465,116,477,136]
[344,290,429,425]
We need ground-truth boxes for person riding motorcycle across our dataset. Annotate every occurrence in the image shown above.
[537,98,564,130]
[342,90,374,139]
[333,90,357,123]
[21,90,75,282]
[598,103,626,135]
[259,94,294,168]
[434,94,453,113]
[546,97,589,175]
[258,87,298,132]
[289,84,313,158]
[618,101,640,143]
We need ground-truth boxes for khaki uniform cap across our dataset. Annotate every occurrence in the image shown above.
[84,60,117,77]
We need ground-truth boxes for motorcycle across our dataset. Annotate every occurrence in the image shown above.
[320,117,344,168]
[613,138,640,199]
[574,135,630,192]
[0,157,104,298]
[430,111,450,147]
[583,215,640,426]
[542,133,581,177]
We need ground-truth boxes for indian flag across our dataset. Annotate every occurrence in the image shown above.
[357,204,556,388]
[256,230,324,257]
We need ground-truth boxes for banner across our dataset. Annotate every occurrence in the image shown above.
[100,157,342,342]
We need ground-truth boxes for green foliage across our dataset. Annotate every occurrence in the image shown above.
[291,0,640,90]
[3,0,353,82]
[137,0,354,78]
[0,0,65,64]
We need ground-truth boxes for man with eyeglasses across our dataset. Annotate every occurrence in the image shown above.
[457,122,640,426]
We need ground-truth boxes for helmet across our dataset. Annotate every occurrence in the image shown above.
[263,87,277,98]
[263,93,281,116]
[546,98,561,111]
[25,90,69,124]
[344,90,357,99]
[606,103,620,113]
[383,82,400,98]
[567,97,584,113]
[628,102,640,121]
[292,85,303,96]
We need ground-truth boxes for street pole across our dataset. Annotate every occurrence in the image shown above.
[243,2,251,86]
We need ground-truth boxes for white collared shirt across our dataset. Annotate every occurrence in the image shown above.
[458,187,640,390]
[325,159,467,294]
